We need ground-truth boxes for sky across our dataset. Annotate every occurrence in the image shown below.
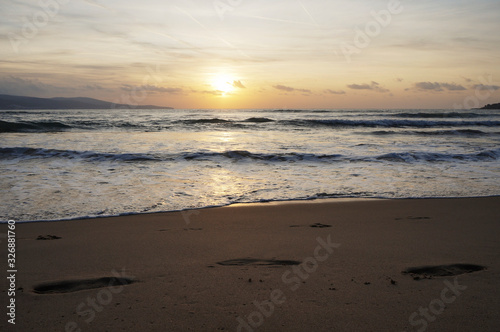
[1,0,500,109]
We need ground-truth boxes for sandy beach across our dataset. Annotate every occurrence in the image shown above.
[2,197,500,331]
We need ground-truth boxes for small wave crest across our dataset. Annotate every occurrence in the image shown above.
[374,149,500,162]
[391,112,499,119]
[177,117,275,126]
[0,147,161,162]
[182,150,342,162]
[370,129,492,136]
[244,117,275,123]
[182,149,500,163]
[180,118,231,124]
[284,119,500,129]
[2,147,498,163]
[0,120,72,133]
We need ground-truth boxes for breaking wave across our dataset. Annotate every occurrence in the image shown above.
[2,147,498,163]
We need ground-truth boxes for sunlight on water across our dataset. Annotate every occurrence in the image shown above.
[1,109,500,221]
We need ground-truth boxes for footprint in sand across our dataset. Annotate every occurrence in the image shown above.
[217,258,301,267]
[290,223,332,228]
[310,223,332,228]
[33,277,135,294]
[402,264,486,280]
[36,235,62,240]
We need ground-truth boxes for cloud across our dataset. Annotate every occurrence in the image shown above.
[347,83,372,90]
[414,82,442,91]
[324,89,346,95]
[273,84,311,94]
[347,81,389,93]
[274,84,295,92]
[232,80,246,89]
[473,84,500,91]
[190,89,227,96]
[121,85,183,94]
[200,90,224,96]
[82,0,111,10]
[413,82,466,92]
[0,76,75,97]
[81,84,104,90]
[440,83,467,91]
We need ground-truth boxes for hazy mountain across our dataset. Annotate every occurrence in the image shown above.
[0,94,172,110]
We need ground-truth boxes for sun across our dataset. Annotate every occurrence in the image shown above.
[211,75,234,95]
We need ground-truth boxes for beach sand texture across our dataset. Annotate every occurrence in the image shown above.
[2,197,499,331]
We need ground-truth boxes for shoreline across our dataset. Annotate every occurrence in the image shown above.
[4,194,500,224]
[2,196,499,331]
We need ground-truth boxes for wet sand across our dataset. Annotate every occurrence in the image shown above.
[2,197,499,331]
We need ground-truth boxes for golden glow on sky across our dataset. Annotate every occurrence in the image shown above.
[211,75,235,96]
[1,0,499,109]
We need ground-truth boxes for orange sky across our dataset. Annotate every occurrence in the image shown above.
[1,0,500,109]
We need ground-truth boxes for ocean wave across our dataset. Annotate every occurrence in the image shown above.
[0,119,158,133]
[170,117,500,130]
[244,117,275,123]
[180,118,231,124]
[182,150,342,161]
[0,147,341,163]
[0,147,162,162]
[2,146,499,163]
[179,149,500,163]
[391,112,499,119]
[268,109,334,113]
[370,129,494,136]
[282,119,500,128]
[0,120,72,133]
[0,110,52,115]
[4,116,500,133]
[177,117,276,125]
[374,149,500,162]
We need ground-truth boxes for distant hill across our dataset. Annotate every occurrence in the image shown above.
[0,94,172,110]
[481,103,500,110]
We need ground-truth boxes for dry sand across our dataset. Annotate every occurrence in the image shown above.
[2,197,499,331]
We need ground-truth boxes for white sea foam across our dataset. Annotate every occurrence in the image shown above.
[1,108,499,222]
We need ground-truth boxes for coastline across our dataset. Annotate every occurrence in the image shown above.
[2,197,499,331]
[4,194,500,224]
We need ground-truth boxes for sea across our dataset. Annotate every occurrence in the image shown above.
[1,108,499,222]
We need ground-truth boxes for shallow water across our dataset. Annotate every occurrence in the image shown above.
[1,108,499,222]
